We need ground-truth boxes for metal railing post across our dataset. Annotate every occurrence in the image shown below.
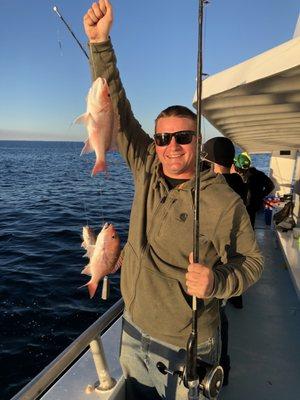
[90,336,116,392]
[11,299,124,400]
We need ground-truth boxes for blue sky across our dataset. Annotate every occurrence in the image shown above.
[0,0,299,141]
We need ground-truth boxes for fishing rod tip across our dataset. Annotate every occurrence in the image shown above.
[53,6,58,12]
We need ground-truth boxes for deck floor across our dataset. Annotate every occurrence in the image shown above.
[221,220,300,399]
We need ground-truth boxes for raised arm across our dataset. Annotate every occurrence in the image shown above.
[83,0,153,173]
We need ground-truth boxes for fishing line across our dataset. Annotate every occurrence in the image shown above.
[52,5,89,60]
[49,1,90,224]
[51,3,108,229]
[64,125,91,228]
[98,178,106,227]
[56,28,63,57]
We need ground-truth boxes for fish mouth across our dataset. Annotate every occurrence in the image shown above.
[103,222,110,229]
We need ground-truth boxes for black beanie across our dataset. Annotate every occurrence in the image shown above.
[202,137,235,168]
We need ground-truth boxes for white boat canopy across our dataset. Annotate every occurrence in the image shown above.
[193,36,300,153]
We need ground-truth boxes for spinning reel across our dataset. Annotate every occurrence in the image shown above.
[157,359,223,399]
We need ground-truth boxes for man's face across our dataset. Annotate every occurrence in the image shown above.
[155,116,197,179]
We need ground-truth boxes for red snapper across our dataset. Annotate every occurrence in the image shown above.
[75,77,116,175]
[81,223,121,298]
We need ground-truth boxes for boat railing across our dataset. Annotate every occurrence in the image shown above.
[11,298,124,400]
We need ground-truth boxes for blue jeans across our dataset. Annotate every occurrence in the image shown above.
[120,312,221,400]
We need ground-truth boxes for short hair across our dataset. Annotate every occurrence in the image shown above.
[155,105,197,131]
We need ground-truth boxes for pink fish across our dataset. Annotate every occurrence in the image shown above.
[75,77,116,175]
[81,226,96,259]
[81,223,121,299]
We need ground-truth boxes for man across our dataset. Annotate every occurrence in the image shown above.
[84,1,263,399]
[202,137,247,204]
[202,137,248,385]
[234,152,275,228]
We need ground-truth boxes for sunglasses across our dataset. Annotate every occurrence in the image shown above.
[154,130,196,146]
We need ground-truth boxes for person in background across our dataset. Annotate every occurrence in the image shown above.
[83,1,263,399]
[202,137,247,204]
[234,152,275,228]
[202,137,247,385]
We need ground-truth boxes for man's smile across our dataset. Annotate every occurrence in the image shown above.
[167,154,184,159]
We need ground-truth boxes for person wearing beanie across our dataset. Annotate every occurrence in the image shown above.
[202,137,248,386]
[202,137,247,204]
[234,152,275,228]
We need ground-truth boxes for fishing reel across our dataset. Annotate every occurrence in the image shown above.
[186,359,223,399]
[157,360,223,399]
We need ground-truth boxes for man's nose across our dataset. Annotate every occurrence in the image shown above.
[168,136,180,148]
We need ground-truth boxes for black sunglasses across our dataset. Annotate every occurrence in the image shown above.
[154,130,196,146]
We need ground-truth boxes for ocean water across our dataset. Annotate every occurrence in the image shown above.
[0,141,133,399]
[0,140,270,399]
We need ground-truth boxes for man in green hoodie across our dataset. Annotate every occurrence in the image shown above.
[83,1,263,399]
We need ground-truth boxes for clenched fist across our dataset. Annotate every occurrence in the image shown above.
[83,0,113,43]
[186,252,215,299]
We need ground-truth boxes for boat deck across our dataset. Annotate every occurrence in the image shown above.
[39,216,300,400]
[221,219,300,399]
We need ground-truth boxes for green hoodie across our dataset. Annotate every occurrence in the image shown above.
[88,39,263,348]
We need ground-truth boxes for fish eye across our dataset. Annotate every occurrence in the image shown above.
[112,235,115,239]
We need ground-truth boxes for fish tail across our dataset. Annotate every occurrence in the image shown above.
[79,279,98,299]
[87,281,98,299]
[91,160,106,176]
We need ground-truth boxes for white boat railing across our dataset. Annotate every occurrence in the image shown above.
[11,298,124,400]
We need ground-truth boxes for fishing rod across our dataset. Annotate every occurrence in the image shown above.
[53,5,90,60]
[157,2,223,397]
[184,1,207,398]
[184,1,223,398]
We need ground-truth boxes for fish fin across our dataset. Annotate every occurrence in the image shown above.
[81,264,92,276]
[73,113,89,125]
[86,245,96,259]
[80,139,94,155]
[81,242,95,252]
[79,279,98,299]
[87,281,98,299]
[91,160,106,176]
[110,254,123,274]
